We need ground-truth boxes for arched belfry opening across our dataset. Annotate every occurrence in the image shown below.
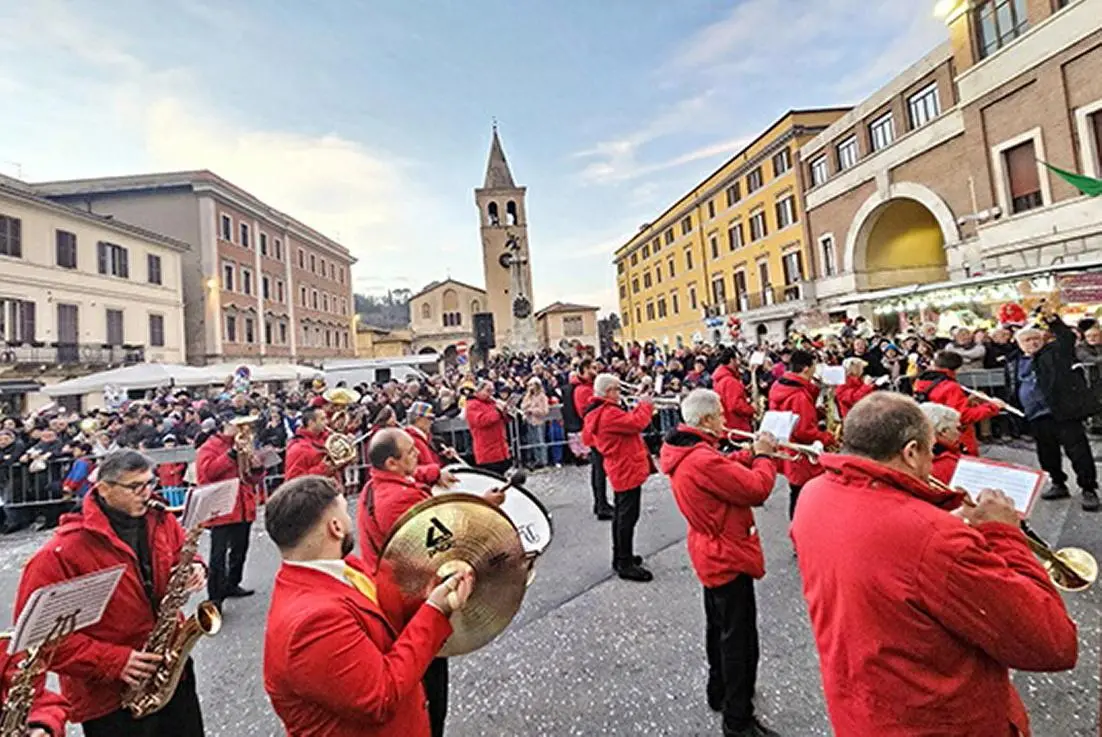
[506,201,518,226]
[487,202,500,226]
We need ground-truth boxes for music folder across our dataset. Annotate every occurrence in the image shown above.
[948,457,1046,518]
[10,565,126,653]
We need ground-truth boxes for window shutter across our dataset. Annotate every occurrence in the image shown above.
[1005,141,1039,199]
[120,248,130,278]
[21,301,35,343]
[97,242,107,274]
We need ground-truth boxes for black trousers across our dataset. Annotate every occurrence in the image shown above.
[788,484,803,521]
[612,486,641,568]
[478,459,512,477]
[1030,415,1098,491]
[590,449,610,511]
[704,575,759,733]
[423,657,448,737]
[83,659,204,737]
[208,521,252,602]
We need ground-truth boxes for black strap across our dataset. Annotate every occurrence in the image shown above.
[914,372,949,403]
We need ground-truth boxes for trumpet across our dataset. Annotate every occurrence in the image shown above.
[960,386,1026,418]
[724,428,822,462]
[927,476,1097,592]
[625,393,681,409]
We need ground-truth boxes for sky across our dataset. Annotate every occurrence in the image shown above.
[0,0,947,317]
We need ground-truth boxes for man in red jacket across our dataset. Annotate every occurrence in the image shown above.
[15,450,208,736]
[264,474,473,737]
[835,357,875,418]
[404,401,459,489]
[920,402,966,485]
[582,374,655,581]
[792,392,1077,736]
[711,349,756,433]
[464,381,512,475]
[0,633,68,737]
[912,350,1004,456]
[768,349,836,519]
[285,406,336,482]
[196,412,266,610]
[573,359,612,520]
[660,389,780,737]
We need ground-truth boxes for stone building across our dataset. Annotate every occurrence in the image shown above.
[407,278,485,358]
[535,302,599,351]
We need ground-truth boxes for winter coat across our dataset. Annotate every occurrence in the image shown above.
[711,366,755,433]
[835,375,875,418]
[195,432,265,526]
[463,397,510,465]
[768,373,834,487]
[1012,317,1102,422]
[582,398,654,492]
[912,368,1000,455]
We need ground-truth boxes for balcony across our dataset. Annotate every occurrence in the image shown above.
[0,342,146,366]
[724,281,817,319]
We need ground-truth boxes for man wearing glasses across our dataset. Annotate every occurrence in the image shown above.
[14,450,208,737]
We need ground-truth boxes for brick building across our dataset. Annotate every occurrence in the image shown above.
[34,171,356,365]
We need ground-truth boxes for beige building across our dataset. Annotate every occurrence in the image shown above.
[34,171,356,366]
[355,323,413,358]
[408,278,485,358]
[0,174,187,413]
[535,302,599,350]
[802,0,1102,318]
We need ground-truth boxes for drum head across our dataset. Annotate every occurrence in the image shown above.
[432,467,553,556]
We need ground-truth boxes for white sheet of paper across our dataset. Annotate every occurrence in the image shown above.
[255,446,282,469]
[820,366,846,386]
[183,479,240,528]
[759,411,797,443]
[749,351,766,367]
[949,457,1044,515]
[11,565,126,653]
[654,374,664,396]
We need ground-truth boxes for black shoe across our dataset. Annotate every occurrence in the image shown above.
[1042,483,1071,500]
[1082,489,1100,512]
[615,564,653,582]
[706,681,724,712]
[225,586,255,598]
[632,555,643,566]
[596,508,614,521]
[725,718,781,737]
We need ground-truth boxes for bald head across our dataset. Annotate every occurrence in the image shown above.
[843,393,932,467]
[368,427,417,476]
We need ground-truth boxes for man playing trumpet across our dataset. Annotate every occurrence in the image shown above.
[659,389,781,737]
[285,407,337,483]
[464,381,512,476]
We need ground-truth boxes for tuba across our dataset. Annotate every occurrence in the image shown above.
[121,501,222,718]
[323,387,362,434]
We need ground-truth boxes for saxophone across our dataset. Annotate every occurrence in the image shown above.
[121,505,222,719]
[0,617,72,737]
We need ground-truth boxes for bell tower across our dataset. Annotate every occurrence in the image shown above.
[475,126,537,353]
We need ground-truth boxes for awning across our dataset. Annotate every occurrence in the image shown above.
[42,363,211,397]
[838,258,1102,306]
[0,379,43,395]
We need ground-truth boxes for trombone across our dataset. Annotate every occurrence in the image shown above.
[724,428,823,463]
[927,476,1097,592]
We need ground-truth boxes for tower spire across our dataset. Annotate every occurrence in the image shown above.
[483,124,516,190]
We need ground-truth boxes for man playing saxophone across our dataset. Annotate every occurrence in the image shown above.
[13,450,208,737]
[0,632,68,737]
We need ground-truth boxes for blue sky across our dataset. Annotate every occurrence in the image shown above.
[0,0,946,315]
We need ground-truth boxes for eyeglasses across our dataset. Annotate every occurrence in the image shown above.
[107,478,157,493]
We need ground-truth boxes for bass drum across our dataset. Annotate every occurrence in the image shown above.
[433,466,553,558]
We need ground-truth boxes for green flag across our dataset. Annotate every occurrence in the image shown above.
[1044,162,1102,197]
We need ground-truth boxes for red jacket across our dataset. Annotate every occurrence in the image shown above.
[0,636,68,736]
[912,369,1001,455]
[156,461,187,489]
[768,373,834,486]
[464,397,510,465]
[711,366,755,433]
[582,398,654,492]
[285,427,332,480]
[835,375,875,418]
[263,558,452,737]
[572,377,595,424]
[358,469,433,573]
[406,427,442,486]
[791,454,1077,737]
[931,442,964,485]
[14,495,199,723]
[659,425,777,586]
[195,433,265,527]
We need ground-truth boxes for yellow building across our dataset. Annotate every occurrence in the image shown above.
[355,324,413,358]
[614,108,849,347]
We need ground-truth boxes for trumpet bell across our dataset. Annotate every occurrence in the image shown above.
[323,387,362,406]
[381,495,529,657]
[324,433,358,467]
[1048,547,1098,592]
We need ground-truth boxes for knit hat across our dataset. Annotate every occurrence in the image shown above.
[408,401,435,421]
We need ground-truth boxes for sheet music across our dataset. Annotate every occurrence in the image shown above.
[820,366,846,386]
[182,479,240,528]
[11,565,126,653]
[654,374,664,396]
[759,411,797,443]
[948,457,1045,515]
[255,446,282,469]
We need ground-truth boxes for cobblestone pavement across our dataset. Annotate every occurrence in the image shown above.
[0,441,1097,736]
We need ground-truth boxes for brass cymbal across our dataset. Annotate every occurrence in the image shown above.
[381,495,528,657]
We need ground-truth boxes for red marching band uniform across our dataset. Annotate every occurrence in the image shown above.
[13,497,202,724]
[711,365,756,433]
[768,372,835,495]
[0,633,68,736]
[405,426,445,486]
[357,468,432,575]
[463,395,510,467]
[581,398,654,494]
[285,426,333,481]
[195,432,264,529]
[912,368,1000,456]
[835,374,875,418]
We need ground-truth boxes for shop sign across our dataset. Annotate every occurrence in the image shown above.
[1059,273,1102,303]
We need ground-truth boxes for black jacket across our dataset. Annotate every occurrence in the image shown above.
[560,383,583,433]
[1015,317,1102,422]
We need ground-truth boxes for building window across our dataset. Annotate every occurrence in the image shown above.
[810,156,828,186]
[149,314,165,347]
[0,215,21,258]
[759,262,774,305]
[297,248,305,268]
[655,264,663,283]
[223,262,236,292]
[329,264,336,280]
[869,113,895,152]
[734,270,748,310]
[630,253,638,266]
[1091,110,1102,174]
[652,237,661,253]
[837,136,859,170]
[617,261,625,275]
[711,276,726,306]
[56,230,77,269]
[563,315,584,336]
[820,235,837,277]
[240,222,251,248]
[322,294,330,312]
[300,286,308,306]
[309,254,316,273]
[259,232,268,256]
[667,257,675,278]
[725,183,741,207]
[311,290,319,310]
[421,303,431,319]
[642,244,650,259]
[0,298,35,342]
[775,196,797,229]
[749,211,768,241]
[657,297,667,319]
[782,251,805,299]
[747,167,763,193]
[681,216,692,235]
[689,286,698,310]
[262,275,271,300]
[975,0,1028,59]
[225,315,237,342]
[707,200,716,219]
[243,268,255,296]
[685,248,693,271]
[645,303,655,321]
[1003,140,1044,214]
[105,309,124,346]
[274,239,283,261]
[265,320,273,345]
[671,292,680,314]
[728,222,744,251]
[643,272,652,289]
[245,317,255,344]
[147,254,162,285]
[619,284,627,299]
[279,322,287,344]
[772,149,791,176]
[709,236,719,260]
[220,214,232,241]
[320,258,326,277]
[664,228,674,245]
[97,242,129,278]
[908,83,941,130]
[632,278,640,294]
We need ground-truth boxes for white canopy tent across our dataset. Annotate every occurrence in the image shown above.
[43,363,212,397]
[195,363,323,384]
